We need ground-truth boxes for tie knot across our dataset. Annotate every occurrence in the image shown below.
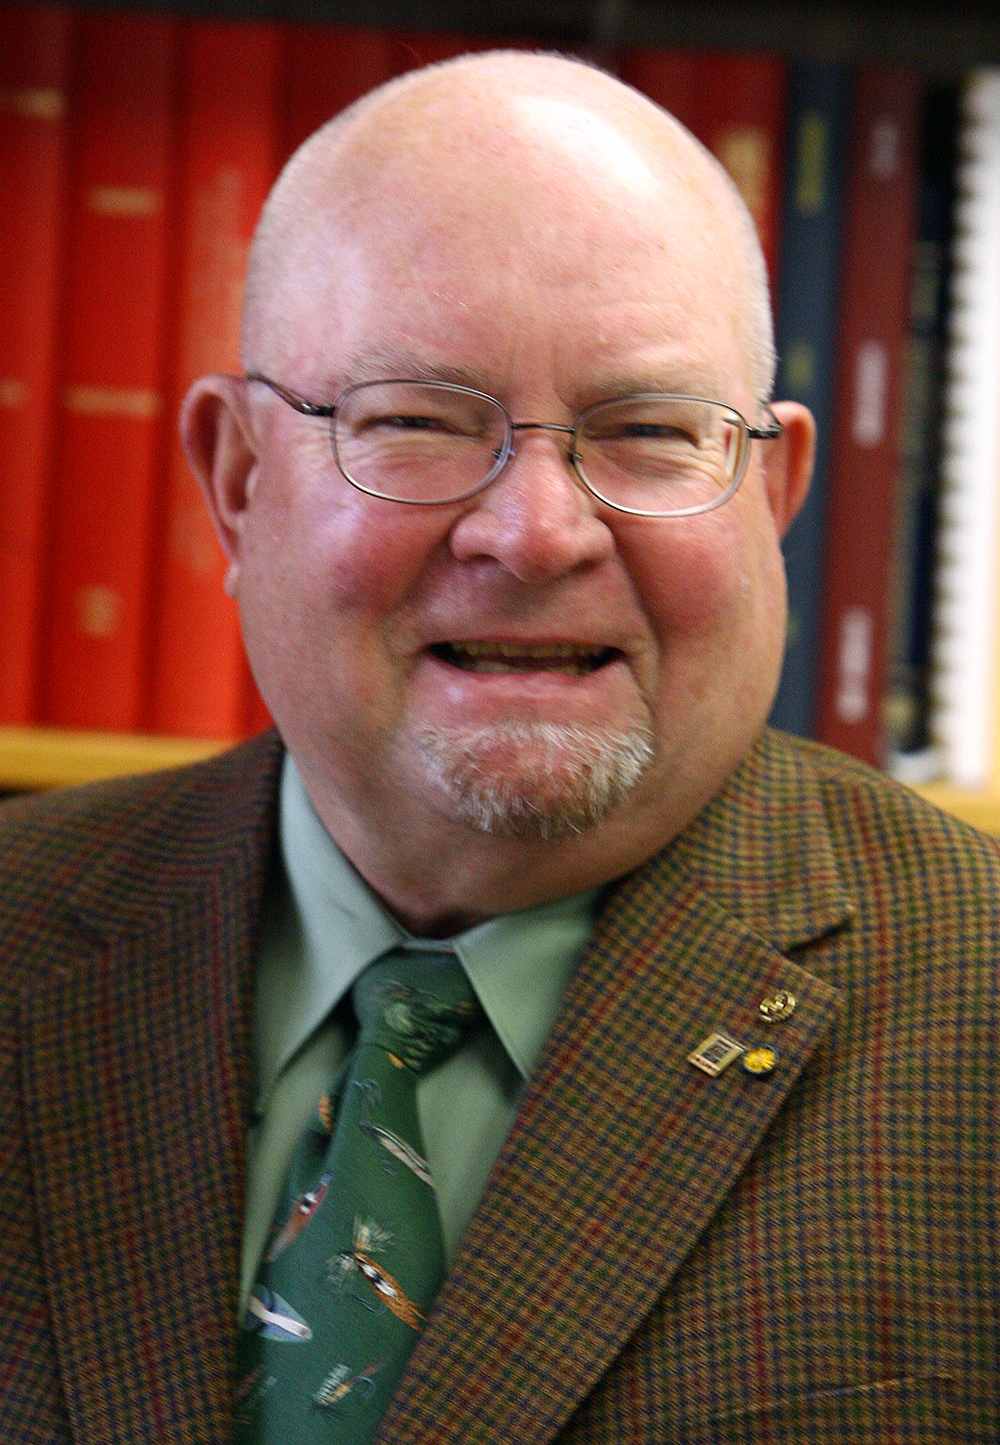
[352,948,483,1074]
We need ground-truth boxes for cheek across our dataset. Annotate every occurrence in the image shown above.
[620,512,749,641]
[244,470,443,628]
[619,500,787,697]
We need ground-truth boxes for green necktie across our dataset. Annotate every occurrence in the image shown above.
[235,948,483,1443]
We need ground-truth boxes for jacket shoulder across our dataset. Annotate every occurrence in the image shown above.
[1,730,281,875]
[770,729,1000,942]
[0,731,283,990]
[784,731,1000,854]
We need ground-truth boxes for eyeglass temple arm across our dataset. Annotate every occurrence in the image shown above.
[746,402,783,441]
[245,372,336,418]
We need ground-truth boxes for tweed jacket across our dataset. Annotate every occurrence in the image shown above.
[2,726,998,1443]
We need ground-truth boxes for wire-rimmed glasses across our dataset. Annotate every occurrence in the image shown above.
[246,374,783,518]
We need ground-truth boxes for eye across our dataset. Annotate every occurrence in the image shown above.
[357,406,485,439]
[366,411,451,432]
[616,421,696,443]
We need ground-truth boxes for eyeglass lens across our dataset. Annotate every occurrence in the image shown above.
[332,381,748,513]
[334,382,507,503]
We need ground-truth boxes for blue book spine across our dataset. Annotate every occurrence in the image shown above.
[768,61,852,737]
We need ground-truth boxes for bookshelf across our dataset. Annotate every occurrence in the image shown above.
[0,724,226,792]
[913,782,1000,834]
[3,0,1000,830]
[1,726,996,835]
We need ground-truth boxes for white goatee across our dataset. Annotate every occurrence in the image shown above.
[413,719,654,838]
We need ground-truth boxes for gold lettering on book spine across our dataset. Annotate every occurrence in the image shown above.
[63,387,162,420]
[0,87,66,120]
[86,186,162,218]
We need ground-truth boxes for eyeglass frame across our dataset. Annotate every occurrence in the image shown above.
[244,372,784,518]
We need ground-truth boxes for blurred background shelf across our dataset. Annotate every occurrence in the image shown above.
[909,782,1000,835]
[0,724,227,792]
[2,726,999,837]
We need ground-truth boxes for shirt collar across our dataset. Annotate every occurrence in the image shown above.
[257,754,599,1103]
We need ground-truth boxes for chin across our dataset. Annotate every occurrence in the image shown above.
[412,719,655,839]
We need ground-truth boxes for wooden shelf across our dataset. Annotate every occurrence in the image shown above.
[0,724,228,792]
[2,726,999,835]
[911,782,1000,835]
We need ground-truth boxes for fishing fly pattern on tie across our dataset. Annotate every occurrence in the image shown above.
[235,949,484,1444]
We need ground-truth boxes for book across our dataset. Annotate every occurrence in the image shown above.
[391,31,493,71]
[41,11,180,732]
[279,23,398,161]
[618,48,788,283]
[928,70,1000,790]
[812,67,922,768]
[687,51,789,285]
[148,18,283,740]
[0,2,73,722]
[883,84,960,782]
[768,61,852,738]
[617,48,700,131]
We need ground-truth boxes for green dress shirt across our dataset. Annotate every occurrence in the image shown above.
[241,755,599,1308]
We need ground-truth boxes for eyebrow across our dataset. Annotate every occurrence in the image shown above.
[329,350,738,408]
[334,349,486,393]
[585,370,733,402]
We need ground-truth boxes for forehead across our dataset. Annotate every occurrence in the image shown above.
[264,72,750,399]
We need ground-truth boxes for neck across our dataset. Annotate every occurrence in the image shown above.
[293,767,707,937]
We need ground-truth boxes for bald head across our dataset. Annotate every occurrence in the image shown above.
[241,51,775,399]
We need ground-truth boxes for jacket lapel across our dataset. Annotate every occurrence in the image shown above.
[19,732,282,1443]
[381,730,853,1445]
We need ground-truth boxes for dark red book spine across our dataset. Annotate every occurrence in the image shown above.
[279,23,398,162]
[149,18,282,740]
[618,48,787,283]
[617,48,700,132]
[41,11,180,731]
[687,52,788,285]
[0,2,73,722]
[813,68,922,766]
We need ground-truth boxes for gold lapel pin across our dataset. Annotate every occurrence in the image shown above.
[688,1031,745,1077]
[759,989,796,1023]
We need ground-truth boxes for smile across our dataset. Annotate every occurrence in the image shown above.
[430,641,618,675]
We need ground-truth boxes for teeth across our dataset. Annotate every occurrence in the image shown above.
[434,642,613,675]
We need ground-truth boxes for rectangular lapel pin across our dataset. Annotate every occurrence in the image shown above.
[688,1031,745,1077]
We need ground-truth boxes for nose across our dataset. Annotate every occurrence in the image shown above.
[447,423,614,583]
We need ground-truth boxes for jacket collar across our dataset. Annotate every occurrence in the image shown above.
[666,726,854,951]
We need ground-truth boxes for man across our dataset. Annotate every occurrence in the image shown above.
[1,50,997,1444]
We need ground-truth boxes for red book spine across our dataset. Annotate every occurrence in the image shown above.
[279,23,398,161]
[617,49,787,283]
[688,52,789,284]
[0,2,73,722]
[149,18,282,740]
[41,11,179,731]
[392,31,498,71]
[617,48,700,133]
[813,68,921,766]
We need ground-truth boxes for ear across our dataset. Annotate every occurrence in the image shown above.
[180,374,259,596]
[758,400,815,538]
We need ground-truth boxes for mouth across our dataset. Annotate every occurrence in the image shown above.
[429,641,620,676]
